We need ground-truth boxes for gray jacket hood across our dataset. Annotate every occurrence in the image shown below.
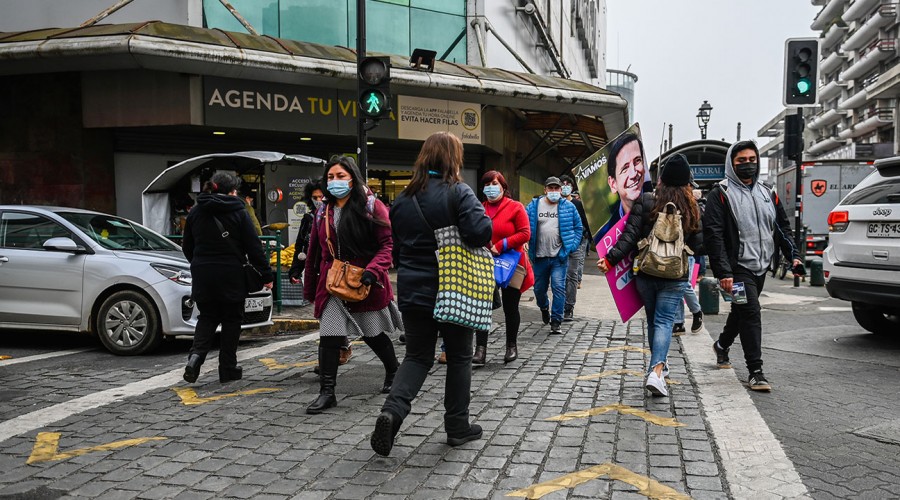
[722,142,777,274]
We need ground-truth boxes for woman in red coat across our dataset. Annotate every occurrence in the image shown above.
[475,170,534,364]
[302,156,400,414]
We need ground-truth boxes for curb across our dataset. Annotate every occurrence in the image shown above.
[245,318,319,337]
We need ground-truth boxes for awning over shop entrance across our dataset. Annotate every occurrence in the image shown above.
[0,21,629,138]
[141,151,324,235]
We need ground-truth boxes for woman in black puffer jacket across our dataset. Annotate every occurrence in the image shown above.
[181,172,273,384]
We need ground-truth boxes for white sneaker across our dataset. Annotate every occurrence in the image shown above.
[645,371,668,396]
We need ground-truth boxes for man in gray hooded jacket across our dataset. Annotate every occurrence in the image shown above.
[703,141,799,391]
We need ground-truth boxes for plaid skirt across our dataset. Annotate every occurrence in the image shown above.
[319,296,403,338]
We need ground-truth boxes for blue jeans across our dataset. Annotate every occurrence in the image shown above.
[676,286,702,323]
[636,277,689,372]
[565,239,588,312]
[532,255,568,323]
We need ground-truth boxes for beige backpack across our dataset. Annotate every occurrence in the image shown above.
[634,202,693,279]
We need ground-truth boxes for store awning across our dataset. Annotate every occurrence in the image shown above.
[0,21,629,137]
[140,151,324,234]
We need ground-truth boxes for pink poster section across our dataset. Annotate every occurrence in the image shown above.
[595,215,642,322]
[595,215,702,323]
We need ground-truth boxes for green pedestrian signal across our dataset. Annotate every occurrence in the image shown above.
[358,57,391,119]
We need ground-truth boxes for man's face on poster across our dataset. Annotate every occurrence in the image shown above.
[608,140,645,211]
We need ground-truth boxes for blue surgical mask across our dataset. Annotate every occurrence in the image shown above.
[483,185,502,200]
[327,180,352,199]
[546,192,561,203]
[561,186,573,196]
[312,199,323,210]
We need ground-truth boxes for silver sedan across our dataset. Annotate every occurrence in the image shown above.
[0,206,272,355]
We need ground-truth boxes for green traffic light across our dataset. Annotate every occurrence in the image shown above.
[796,78,811,95]
[360,89,387,118]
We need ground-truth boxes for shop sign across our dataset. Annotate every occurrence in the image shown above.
[691,164,725,181]
[397,96,482,144]
[203,77,397,138]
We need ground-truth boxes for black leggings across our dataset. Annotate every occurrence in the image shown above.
[476,287,522,347]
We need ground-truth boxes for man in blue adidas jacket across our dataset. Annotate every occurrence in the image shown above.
[526,176,583,334]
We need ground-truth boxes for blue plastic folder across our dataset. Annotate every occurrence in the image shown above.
[493,249,522,288]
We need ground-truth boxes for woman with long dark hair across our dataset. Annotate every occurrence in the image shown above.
[182,172,274,384]
[474,170,533,364]
[370,131,492,457]
[598,154,703,397]
[302,156,400,414]
[288,180,324,284]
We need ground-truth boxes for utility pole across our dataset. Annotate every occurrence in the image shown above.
[356,0,367,180]
[784,109,805,288]
[668,124,673,150]
[737,122,742,141]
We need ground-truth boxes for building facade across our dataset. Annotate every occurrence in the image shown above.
[805,0,898,160]
[0,0,624,236]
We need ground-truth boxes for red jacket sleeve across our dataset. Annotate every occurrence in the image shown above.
[365,199,394,275]
[505,202,531,250]
[302,213,321,301]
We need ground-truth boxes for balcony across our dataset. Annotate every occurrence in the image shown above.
[837,107,894,139]
[822,23,849,49]
[808,108,848,130]
[838,85,870,109]
[819,79,847,100]
[840,39,897,80]
[813,0,850,30]
[840,3,897,51]
[808,136,844,155]
[842,0,881,23]
[820,50,846,73]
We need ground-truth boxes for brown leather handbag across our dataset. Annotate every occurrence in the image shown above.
[324,208,370,302]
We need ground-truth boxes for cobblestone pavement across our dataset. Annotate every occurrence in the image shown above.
[0,280,730,499]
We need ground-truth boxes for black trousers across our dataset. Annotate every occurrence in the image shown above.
[717,267,766,373]
[382,310,474,437]
[191,300,243,369]
[476,287,522,347]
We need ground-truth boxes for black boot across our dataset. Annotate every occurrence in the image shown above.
[371,410,402,457]
[504,344,518,364]
[219,365,242,383]
[472,345,486,366]
[364,334,400,394]
[183,353,205,383]
[307,345,339,414]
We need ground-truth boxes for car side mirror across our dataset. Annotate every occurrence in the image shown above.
[43,237,87,253]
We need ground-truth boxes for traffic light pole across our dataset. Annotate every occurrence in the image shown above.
[356,0,367,180]
[792,107,803,288]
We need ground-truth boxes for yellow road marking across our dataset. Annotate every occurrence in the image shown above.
[172,387,281,406]
[545,403,685,427]
[507,462,691,499]
[583,346,649,354]
[27,432,166,464]
[576,370,681,385]
[0,355,11,360]
[576,369,645,380]
[259,358,318,370]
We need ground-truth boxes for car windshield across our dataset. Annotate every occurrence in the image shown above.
[58,212,181,251]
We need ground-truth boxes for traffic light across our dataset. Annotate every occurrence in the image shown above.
[358,56,391,120]
[784,38,819,107]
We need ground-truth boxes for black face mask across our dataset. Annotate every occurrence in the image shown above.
[735,162,759,180]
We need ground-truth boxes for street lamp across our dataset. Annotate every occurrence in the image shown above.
[696,100,713,140]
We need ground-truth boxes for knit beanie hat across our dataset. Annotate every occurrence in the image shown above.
[659,154,692,187]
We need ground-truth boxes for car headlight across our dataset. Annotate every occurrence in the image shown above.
[151,263,192,286]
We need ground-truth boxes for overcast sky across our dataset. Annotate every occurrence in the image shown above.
[607,0,820,161]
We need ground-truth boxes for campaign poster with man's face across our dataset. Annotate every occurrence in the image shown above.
[572,124,649,321]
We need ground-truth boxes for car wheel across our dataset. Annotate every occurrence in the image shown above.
[851,302,899,336]
[95,290,162,355]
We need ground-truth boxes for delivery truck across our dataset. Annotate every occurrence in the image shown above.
[775,159,875,256]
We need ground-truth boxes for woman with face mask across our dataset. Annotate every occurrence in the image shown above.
[473,170,534,365]
[288,180,324,284]
[302,156,401,414]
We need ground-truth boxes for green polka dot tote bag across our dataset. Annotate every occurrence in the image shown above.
[412,189,495,331]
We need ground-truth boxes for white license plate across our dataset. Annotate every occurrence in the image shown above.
[244,297,265,312]
[866,222,900,238]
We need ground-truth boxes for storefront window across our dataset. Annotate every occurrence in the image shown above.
[204,0,466,64]
[279,0,349,47]
[203,0,279,36]
[410,8,466,63]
